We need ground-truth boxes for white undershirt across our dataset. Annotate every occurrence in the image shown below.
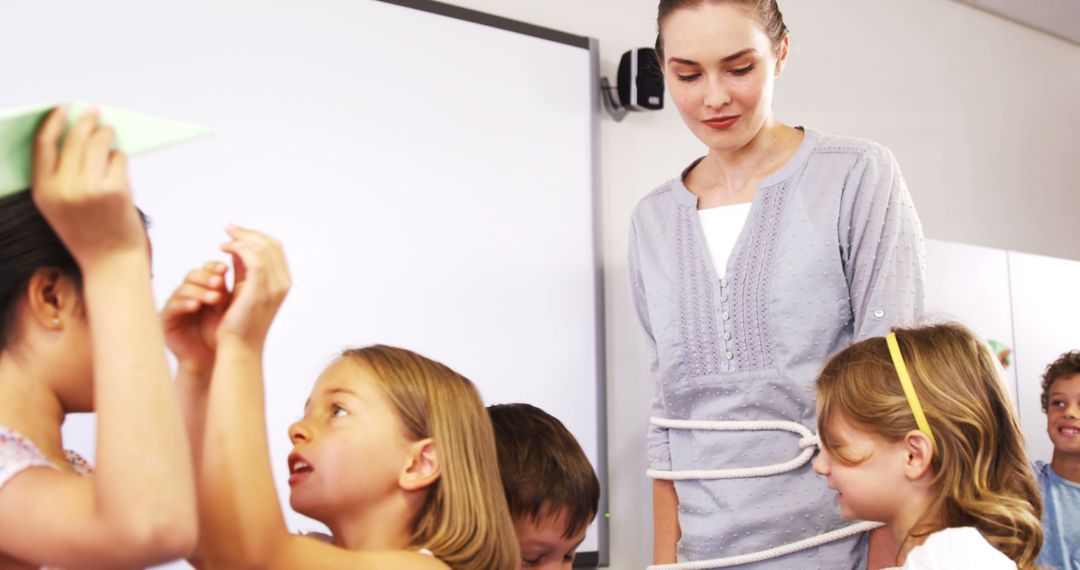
[698,203,753,278]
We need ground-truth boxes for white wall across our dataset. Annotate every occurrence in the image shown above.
[924,239,1018,397]
[429,1,1080,567]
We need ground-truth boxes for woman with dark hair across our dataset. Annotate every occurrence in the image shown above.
[629,1,926,567]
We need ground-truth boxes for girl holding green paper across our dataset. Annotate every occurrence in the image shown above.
[0,108,198,568]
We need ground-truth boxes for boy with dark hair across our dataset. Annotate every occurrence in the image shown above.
[1035,350,1080,569]
[488,403,601,569]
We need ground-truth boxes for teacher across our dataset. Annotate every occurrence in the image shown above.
[628,1,926,568]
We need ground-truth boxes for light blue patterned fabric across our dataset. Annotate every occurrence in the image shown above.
[1036,461,1080,570]
[629,129,926,568]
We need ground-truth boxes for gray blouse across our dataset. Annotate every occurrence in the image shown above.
[628,129,925,567]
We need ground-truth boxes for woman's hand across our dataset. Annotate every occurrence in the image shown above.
[31,106,147,269]
[163,261,230,376]
[216,225,290,349]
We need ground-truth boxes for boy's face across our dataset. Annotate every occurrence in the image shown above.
[1047,374,1080,455]
[515,508,589,569]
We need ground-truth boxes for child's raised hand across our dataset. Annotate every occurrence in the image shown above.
[31,107,147,268]
[162,261,230,375]
[217,226,290,348]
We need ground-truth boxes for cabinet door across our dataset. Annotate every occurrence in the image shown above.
[1008,251,1080,463]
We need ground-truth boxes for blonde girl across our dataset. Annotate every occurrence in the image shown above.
[0,108,197,568]
[163,227,519,569]
[813,323,1042,569]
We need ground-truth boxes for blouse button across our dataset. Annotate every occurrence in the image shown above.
[719,278,728,288]
[726,351,734,360]
[724,332,732,341]
[874,309,885,318]
[722,311,730,321]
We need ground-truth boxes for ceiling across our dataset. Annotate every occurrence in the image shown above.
[952,0,1080,45]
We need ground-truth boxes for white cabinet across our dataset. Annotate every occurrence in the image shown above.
[1007,251,1080,463]
[925,239,1080,463]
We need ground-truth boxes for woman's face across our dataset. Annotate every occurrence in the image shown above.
[660,3,786,153]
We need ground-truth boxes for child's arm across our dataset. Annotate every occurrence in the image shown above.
[0,109,197,568]
[162,260,230,568]
[196,227,445,570]
[163,260,230,469]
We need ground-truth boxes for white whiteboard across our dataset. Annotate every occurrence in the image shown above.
[0,0,605,564]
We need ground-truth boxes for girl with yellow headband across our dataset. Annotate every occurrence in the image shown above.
[812,323,1043,569]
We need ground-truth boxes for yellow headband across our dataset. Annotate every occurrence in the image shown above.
[886,332,937,451]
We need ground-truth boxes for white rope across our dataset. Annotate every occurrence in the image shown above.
[646,417,820,481]
[645,417,883,569]
[645,521,884,570]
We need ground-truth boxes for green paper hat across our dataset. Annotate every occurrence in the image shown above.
[0,102,212,197]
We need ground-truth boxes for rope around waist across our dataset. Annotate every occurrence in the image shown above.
[645,416,884,569]
[646,417,820,481]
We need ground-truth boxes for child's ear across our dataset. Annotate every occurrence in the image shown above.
[902,430,935,480]
[25,268,77,330]
[400,438,441,492]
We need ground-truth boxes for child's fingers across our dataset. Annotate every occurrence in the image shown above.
[221,240,261,278]
[56,108,100,175]
[175,281,225,305]
[203,260,228,274]
[225,227,286,270]
[221,239,282,297]
[169,261,231,303]
[246,236,288,292]
[102,150,130,192]
[83,126,115,180]
[161,294,203,318]
[223,227,289,289]
[185,262,228,291]
[32,107,67,177]
[220,242,249,285]
[225,226,283,260]
[162,278,229,323]
[223,224,261,241]
[202,260,229,289]
[165,280,223,312]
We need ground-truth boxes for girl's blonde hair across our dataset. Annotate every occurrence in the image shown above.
[341,345,520,570]
[815,323,1042,568]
